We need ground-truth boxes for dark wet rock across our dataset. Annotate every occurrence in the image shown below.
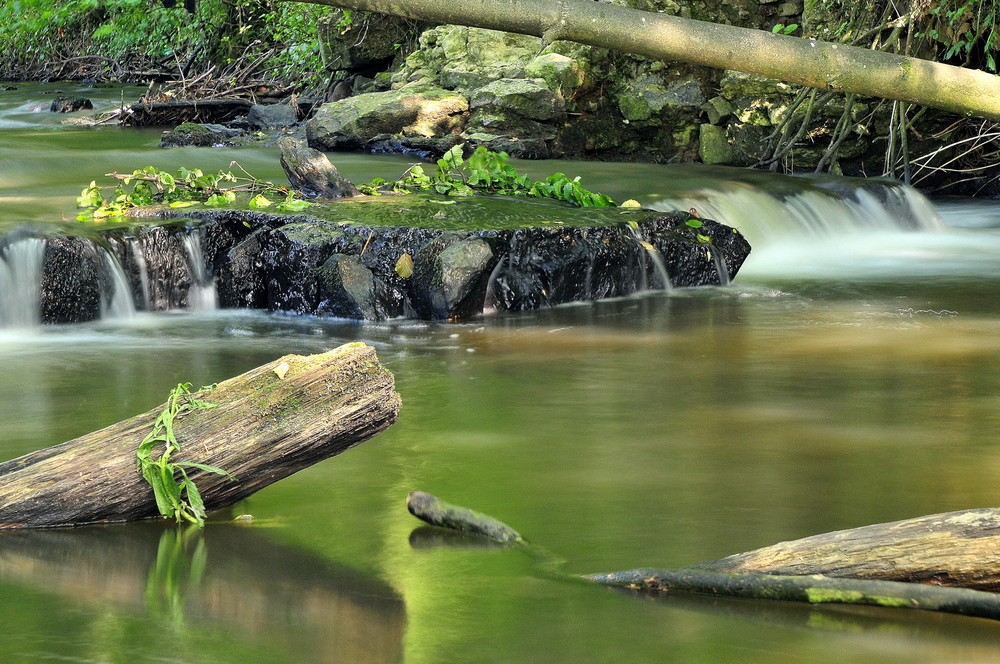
[172,204,750,321]
[40,237,101,324]
[278,136,359,198]
[217,230,268,309]
[129,226,193,310]
[160,122,245,148]
[49,97,93,113]
[317,253,378,319]
[247,103,299,130]
[411,234,496,320]
[26,199,751,325]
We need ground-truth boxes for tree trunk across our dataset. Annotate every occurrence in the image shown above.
[406,492,1000,621]
[0,342,401,528]
[281,0,1000,122]
[686,507,1000,591]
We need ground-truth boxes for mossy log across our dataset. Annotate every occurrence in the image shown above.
[0,343,401,528]
[406,492,1000,621]
[684,507,1000,591]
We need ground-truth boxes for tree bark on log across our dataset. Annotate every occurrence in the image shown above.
[0,343,401,528]
[282,0,1000,122]
[405,492,1000,621]
[687,507,1000,591]
[122,99,254,126]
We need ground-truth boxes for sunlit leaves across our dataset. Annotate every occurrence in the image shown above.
[75,164,313,221]
[361,144,617,208]
[395,253,414,278]
[135,382,234,527]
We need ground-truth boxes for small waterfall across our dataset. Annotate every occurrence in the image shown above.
[647,167,944,246]
[625,225,672,291]
[709,249,731,286]
[181,231,217,311]
[0,237,45,329]
[129,240,152,311]
[100,250,136,320]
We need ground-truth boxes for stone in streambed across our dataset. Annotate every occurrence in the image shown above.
[411,234,495,320]
[317,253,378,320]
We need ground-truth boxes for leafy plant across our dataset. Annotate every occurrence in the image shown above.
[363,144,617,208]
[76,164,313,220]
[136,382,234,526]
[772,23,799,35]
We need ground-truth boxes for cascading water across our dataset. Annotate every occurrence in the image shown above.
[647,169,944,242]
[644,166,949,280]
[100,250,136,320]
[0,237,45,329]
[181,230,217,311]
[624,225,672,291]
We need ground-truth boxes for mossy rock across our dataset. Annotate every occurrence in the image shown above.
[469,78,565,122]
[307,84,469,150]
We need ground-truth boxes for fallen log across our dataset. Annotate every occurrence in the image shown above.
[0,343,401,528]
[121,99,254,126]
[686,507,1000,592]
[405,492,1000,621]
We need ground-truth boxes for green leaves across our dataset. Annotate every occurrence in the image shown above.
[76,165,312,221]
[136,382,234,527]
[360,144,617,208]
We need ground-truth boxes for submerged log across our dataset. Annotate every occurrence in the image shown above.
[405,492,1000,621]
[0,343,401,528]
[687,507,1000,591]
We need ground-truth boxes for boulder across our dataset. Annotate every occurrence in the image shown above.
[247,103,299,130]
[411,234,495,320]
[160,122,245,148]
[317,253,379,319]
[49,97,93,113]
[307,84,469,151]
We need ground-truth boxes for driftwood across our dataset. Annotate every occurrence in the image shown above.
[0,343,401,528]
[405,492,1000,621]
[686,507,1000,591]
[278,136,359,199]
[121,99,254,126]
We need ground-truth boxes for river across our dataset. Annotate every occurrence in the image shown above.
[2,81,1000,663]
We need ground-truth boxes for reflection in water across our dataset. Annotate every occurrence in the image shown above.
[0,522,405,664]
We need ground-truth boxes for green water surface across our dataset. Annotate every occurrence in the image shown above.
[2,82,1000,664]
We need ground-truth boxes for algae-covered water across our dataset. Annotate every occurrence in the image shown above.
[2,82,1000,664]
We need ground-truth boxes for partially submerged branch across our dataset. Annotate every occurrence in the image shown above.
[406,492,1000,621]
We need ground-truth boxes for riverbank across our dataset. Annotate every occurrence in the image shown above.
[4,1,1000,196]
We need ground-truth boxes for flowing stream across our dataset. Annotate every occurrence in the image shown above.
[2,82,1000,664]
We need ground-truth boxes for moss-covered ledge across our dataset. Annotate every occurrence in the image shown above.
[157,194,750,321]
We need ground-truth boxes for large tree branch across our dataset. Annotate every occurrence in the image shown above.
[282,0,1000,121]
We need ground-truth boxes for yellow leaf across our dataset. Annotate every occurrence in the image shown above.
[395,253,414,278]
[639,240,656,252]
[620,199,641,209]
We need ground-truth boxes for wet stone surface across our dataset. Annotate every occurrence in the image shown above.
[21,195,751,323]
